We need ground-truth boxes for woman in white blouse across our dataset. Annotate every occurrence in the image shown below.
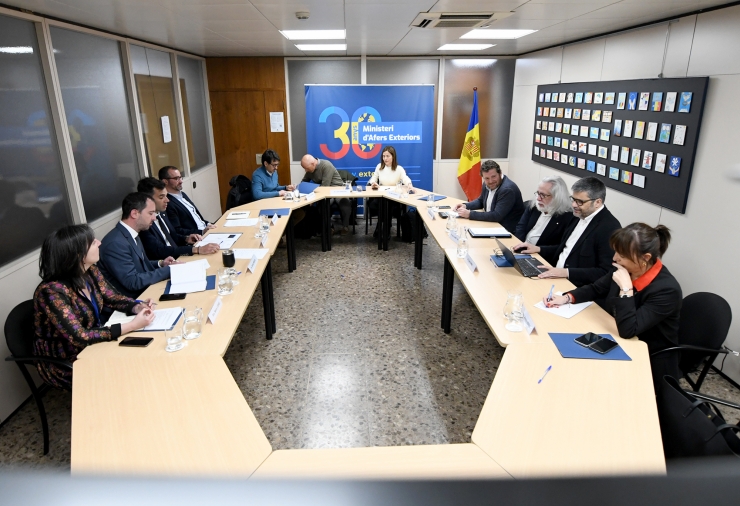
[369,146,412,189]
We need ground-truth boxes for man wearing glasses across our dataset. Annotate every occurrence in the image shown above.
[253,150,304,246]
[514,177,620,287]
[158,166,217,236]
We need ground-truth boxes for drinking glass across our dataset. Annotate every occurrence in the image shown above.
[456,225,468,258]
[183,307,203,340]
[504,291,524,332]
[446,213,457,232]
[165,325,184,352]
[227,267,239,286]
[217,268,234,295]
[260,215,270,235]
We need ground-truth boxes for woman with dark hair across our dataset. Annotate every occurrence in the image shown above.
[34,224,155,389]
[368,146,412,189]
[544,223,682,390]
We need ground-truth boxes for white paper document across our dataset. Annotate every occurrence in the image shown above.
[187,259,211,270]
[232,248,269,260]
[224,219,258,227]
[169,263,207,294]
[330,190,352,196]
[196,233,241,249]
[226,211,250,219]
[534,300,593,319]
[468,227,510,236]
[105,307,183,331]
[269,112,285,132]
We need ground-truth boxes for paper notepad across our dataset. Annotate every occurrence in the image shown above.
[534,300,593,319]
[224,218,258,227]
[196,233,241,249]
[226,211,250,219]
[169,263,207,294]
[105,307,184,332]
[468,227,511,238]
[233,248,269,260]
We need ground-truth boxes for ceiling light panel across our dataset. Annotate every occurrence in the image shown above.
[295,44,347,51]
[281,30,346,40]
[461,29,537,39]
[438,43,494,50]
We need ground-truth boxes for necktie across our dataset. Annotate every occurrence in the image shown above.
[134,236,153,271]
[157,216,175,246]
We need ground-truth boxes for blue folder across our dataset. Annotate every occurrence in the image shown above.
[490,254,533,268]
[163,275,216,295]
[548,333,631,361]
[258,208,291,217]
[417,195,446,202]
[297,181,320,194]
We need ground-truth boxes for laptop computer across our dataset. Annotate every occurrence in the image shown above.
[495,238,545,278]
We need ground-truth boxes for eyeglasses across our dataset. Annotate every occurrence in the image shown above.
[165,176,183,181]
[570,196,594,207]
[534,191,552,199]
[269,163,279,168]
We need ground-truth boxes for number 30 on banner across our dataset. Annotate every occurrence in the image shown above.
[318,106,383,160]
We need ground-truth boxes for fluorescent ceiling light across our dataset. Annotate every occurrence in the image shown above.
[438,44,494,51]
[461,29,537,39]
[281,30,345,40]
[296,44,347,51]
[0,46,33,54]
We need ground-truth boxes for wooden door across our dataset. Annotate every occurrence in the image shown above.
[210,91,267,210]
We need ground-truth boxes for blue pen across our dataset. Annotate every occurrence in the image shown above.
[537,365,552,384]
[547,284,555,301]
[135,299,157,308]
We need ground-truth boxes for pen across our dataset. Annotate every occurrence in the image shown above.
[537,365,552,384]
[548,284,555,302]
[135,299,157,308]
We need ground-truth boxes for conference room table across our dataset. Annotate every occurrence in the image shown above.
[70,186,665,479]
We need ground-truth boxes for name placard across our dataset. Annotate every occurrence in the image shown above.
[386,191,401,198]
[521,304,537,336]
[464,253,478,273]
[427,209,436,220]
[306,193,316,202]
[247,255,258,273]
[260,235,268,248]
[271,214,279,225]
[207,296,223,324]
[449,230,460,244]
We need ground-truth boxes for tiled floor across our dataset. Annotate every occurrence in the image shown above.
[2,229,740,470]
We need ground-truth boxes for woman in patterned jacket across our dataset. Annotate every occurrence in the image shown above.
[34,224,155,389]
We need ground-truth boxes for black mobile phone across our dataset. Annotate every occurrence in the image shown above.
[438,212,448,219]
[574,332,601,347]
[159,293,186,301]
[438,206,451,209]
[119,336,154,347]
[590,338,619,354]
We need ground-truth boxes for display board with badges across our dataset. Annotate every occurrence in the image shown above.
[531,77,708,213]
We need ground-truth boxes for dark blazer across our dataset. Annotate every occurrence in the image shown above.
[98,223,170,298]
[465,175,525,233]
[139,213,193,260]
[539,206,621,287]
[568,264,682,388]
[514,205,576,247]
[166,192,210,236]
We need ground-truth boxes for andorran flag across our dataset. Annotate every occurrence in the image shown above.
[457,89,482,201]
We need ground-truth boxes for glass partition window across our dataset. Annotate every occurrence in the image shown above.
[441,59,515,159]
[51,27,139,221]
[130,45,183,174]
[0,14,73,267]
[176,55,212,172]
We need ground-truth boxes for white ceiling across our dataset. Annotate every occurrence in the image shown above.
[3,0,732,57]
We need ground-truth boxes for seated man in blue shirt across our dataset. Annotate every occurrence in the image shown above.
[252,149,304,245]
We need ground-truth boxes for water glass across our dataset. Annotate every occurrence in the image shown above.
[294,189,300,200]
[504,291,524,332]
[456,226,468,258]
[183,307,203,340]
[446,213,457,232]
[165,325,184,352]
[258,215,270,237]
[217,268,234,295]
[227,267,239,286]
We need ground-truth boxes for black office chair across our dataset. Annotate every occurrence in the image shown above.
[4,300,72,455]
[651,292,732,392]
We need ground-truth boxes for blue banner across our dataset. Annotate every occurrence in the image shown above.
[305,85,435,192]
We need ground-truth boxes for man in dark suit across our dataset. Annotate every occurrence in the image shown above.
[514,177,621,287]
[158,166,217,236]
[514,175,575,247]
[453,160,524,233]
[137,177,220,260]
[98,192,176,298]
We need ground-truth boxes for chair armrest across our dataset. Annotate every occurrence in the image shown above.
[650,345,729,357]
[685,390,740,411]
[6,355,73,370]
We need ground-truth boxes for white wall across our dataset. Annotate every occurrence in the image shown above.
[508,7,740,383]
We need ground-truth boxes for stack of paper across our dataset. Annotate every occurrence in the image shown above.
[226,211,250,219]
[106,307,184,331]
[224,218,258,227]
[196,233,241,249]
[169,262,207,294]
[468,227,511,237]
[534,300,593,319]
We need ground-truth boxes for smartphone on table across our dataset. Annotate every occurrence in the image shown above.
[119,336,154,347]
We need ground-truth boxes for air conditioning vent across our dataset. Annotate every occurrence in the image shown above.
[410,12,513,29]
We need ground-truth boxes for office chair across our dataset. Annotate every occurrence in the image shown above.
[4,300,72,455]
[651,292,732,392]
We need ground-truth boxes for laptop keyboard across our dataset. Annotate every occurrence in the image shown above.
[518,258,544,277]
